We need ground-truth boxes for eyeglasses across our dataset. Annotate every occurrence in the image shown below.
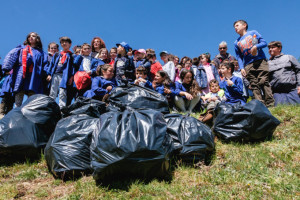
[185,62,191,65]
[219,47,227,50]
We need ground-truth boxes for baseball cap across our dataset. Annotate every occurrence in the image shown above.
[134,49,146,55]
[116,42,131,52]
[159,51,169,57]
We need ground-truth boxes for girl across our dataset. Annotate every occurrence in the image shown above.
[153,70,175,106]
[90,37,106,58]
[196,53,220,94]
[12,32,47,107]
[175,64,183,82]
[97,48,109,64]
[84,64,117,100]
[174,69,201,112]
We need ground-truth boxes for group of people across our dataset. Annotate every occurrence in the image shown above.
[0,19,299,123]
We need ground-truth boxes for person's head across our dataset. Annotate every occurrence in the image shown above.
[220,62,234,77]
[209,79,220,93]
[136,66,148,79]
[218,41,228,56]
[116,42,130,56]
[268,41,282,57]
[233,20,248,36]
[91,37,106,52]
[232,60,239,71]
[180,56,188,65]
[168,54,175,62]
[98,48,108,60]
[48,42,59,55]
[134,49,146,60]
[127,48,133,57]
[97,64,114,79]
[81,43,91,56]
[200,53,211,65]
[73,45,81,55]
[160,51,169,63]
[59,37,72,51]
[24,32,43,49]
[180,69,194,85]
[154,70,170,85]
[146,53,156,62]
[109,47,117,59]
[184,57,192,69]
[176,65,183,73]
[174,56,180,66]
[192,57,200,66]
[146,48,155,55]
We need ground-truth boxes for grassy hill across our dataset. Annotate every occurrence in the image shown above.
[0,105,299,199]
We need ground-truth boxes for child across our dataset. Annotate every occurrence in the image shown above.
[73,43,99,96]
[199,79,225,123]
[114,42,135,82]
[174,69,201,112]
[47,36,74,108]
[134,66,153,89]
[147,51,162,81]
[195,53,220,95]
[175,64,183,82]
[97,48,109,64]
[109,47,117,66]
[219,62,246,105]
[84,64,117,100]
[233,19,274,107]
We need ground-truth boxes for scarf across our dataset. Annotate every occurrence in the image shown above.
[60,50,72,64]
[22,45,33,78]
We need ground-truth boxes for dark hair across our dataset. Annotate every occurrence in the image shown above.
[233,20,248,30]
[168,54,175,62]
[96,64,112,76]
[192,57,200,66]
[209,79,219,87]
[81,43,91,48]
[155,70,172,88]
[91,37,106,52]
[136,66,147,74]
[180,69,201,97]
[59,36,72,44]
[48,42,59,50]
[220,62,234,74]
[200,53,211,63]
[179,56,188,65]
[24,32,43,49]
[110,47,117,53]
[268,41,282,51]
[146,53,156,60]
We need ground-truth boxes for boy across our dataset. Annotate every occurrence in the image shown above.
[233,20,274,107]
[219,62,246,105]
[47,37,74,108]
[134,66,153,89]
[114,42,135,82]
[199,79,225,123]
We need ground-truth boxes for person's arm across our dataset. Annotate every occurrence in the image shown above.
[169,62,176,82]
[234,42,246,76]
[92,78,109,96]
[254,30,267,49]
[227,77,244,95]
[289,55,300,94]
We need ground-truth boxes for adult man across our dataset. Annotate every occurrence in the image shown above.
[213,41,236,69]
[268,41,300,106]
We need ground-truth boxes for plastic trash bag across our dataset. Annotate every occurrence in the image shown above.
[108,84,170,114]
[45,114,99,180]
[213,100,281,142]
[0,94,61,161]
[61,97,107,118]
[91,108,173,182]
[164,113,215,163]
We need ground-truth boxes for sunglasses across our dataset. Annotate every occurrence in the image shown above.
[219,47,227,50]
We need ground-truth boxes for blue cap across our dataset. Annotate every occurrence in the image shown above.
[116,42,131,52]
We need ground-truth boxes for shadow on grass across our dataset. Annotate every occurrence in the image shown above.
[0,149,43,167]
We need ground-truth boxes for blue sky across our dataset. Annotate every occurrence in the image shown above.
[0,0,299,63]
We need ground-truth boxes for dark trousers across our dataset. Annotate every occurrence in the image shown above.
[245,59,274,107]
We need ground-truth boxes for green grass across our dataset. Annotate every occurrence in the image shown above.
[0,105,299,199]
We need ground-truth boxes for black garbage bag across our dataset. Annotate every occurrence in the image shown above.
[0,94,61,161]
[91,109,173,182]
[108,84,170,114]
[213,100,281,142]
[164,114,215,163]
[61,97,107,118]
[45,114,99,180]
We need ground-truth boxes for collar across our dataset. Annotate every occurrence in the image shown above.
[270,53,284,60]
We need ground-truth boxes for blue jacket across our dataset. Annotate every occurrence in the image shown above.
[155,83,176,97]
[133,79,153,90]
[114,55,135,81]
[11,46,47,93]
[219,76,246,105]
[174,81,189,98]
[234,30,267,69]
[47,52,74,89]
[195,64,220,88]
[84,76,117,98]
[73,55,98,77]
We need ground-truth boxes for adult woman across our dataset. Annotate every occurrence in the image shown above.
[90,37,106,58]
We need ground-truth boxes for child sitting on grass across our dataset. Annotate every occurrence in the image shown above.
[133,66,153,89]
